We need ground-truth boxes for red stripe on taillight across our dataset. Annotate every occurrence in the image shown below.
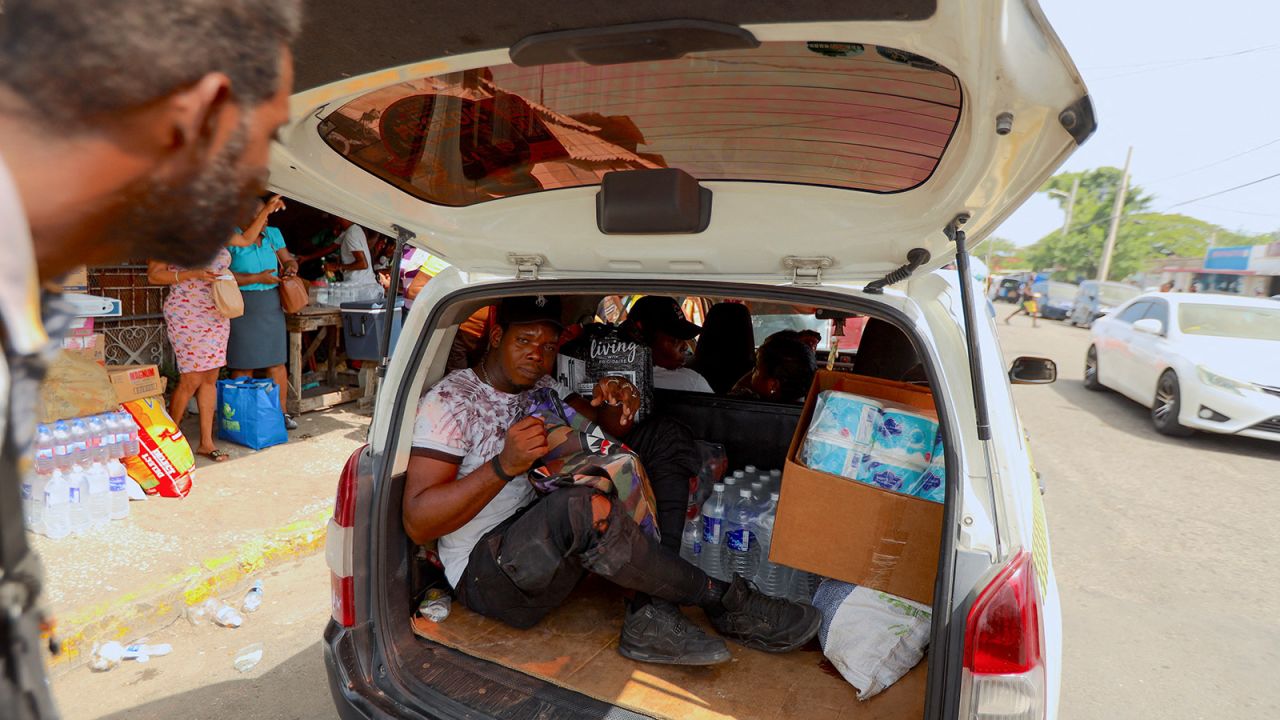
[331,572,356,627]
[329,446,365,628]
[964,551,1042,675]
[334,445,365,528]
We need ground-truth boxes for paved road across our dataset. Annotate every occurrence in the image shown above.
[53,552,338,720]
[52,317,1280,719]
[998,315,1280,720]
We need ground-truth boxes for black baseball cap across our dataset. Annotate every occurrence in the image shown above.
[497,295,563,329]
[627,296,701,340]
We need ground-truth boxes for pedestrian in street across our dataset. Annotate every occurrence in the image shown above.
[1004,281,1040,327]
[0,2,300,716]
[227,195,300,430]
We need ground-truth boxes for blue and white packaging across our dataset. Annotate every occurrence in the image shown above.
[902,456,944,503]
[810,391,882,447]
[858,454,927,493]
[872,407,938,465]
[802,436,873,480]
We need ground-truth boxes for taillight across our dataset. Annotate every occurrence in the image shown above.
[962,551,1045,720]
[326,445,365,628]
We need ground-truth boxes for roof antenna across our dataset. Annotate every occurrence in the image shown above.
[863,247,932,294]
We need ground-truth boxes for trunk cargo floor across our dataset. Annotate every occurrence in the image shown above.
[410,578,926,720]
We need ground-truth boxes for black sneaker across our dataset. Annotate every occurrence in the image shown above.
[284,414,299,430]
[618,600,731,666]
[707,575,821,653]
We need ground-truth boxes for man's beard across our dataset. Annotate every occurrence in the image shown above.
[109,125,265,268]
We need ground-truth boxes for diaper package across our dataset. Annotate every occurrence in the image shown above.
[801,389,945,502]
[874,407,939,465]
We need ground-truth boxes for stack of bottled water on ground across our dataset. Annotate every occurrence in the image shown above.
[680,465,823,603]
[21,411,139,539]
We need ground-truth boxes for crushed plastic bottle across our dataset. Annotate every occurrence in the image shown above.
[212,600,243,628]
[418,588,452,623]
[241,580,264,614]
[89,641,171,671]
[233,643,264,672]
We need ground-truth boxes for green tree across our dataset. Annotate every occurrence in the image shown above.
[1025,167,1153,280]
[970,236,1018,263]
[1024,169,1265,281]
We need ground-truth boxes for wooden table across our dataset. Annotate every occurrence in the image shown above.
[285,306,362,414]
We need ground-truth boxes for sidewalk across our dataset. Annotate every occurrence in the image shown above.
[30,406,369,673]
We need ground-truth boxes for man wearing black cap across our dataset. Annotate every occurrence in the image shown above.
[624,296,714,393]
[403,296,821,666]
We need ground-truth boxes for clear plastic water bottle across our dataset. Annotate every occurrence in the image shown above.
[743,464,758,477]
[699,483,729,581]
[724,488,758,581]
[21,471,37,532]
[750,480,767,505]
[679,513,702,565]
[52,420,73,471]
[768,468,782,491]
[209,599,244,628]
[107,457,130,520]
[86,415,107,463]
[70,418,92,465]
[34,424,56,475]
[43,469,70,540]
[115,411,140,457]
[752,492,787,597]
[67,462,91,536]
[98,414,121,460]
[87,460,111,529]
[241,580,265,613]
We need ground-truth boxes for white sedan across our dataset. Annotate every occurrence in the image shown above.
[1085,292,1280,440]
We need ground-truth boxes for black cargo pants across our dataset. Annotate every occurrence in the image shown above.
[455,486,709,629]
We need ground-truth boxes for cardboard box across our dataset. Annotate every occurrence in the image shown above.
[39,353,118,423]
[61,266,89,292]
[107,364,165,404]
[67,316,95,338]
[771,370,944,605]
[62,332,105,364]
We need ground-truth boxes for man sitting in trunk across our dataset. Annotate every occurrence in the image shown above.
[403,296,820,666]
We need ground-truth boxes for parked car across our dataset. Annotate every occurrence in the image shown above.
[272,2,1093,718]
[1085,293,1280,440]
[993,275,1028,303]
[1032,280,1079,321]
[1067,280,1141,327]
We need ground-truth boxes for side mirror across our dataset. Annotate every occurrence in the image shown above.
[1133,318,1163,335]
[1009,356,1057,385]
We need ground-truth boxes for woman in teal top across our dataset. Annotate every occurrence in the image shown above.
[228,194,300,430]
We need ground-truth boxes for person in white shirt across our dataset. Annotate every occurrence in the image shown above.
[623,296,714,393]
[325,218,376,285]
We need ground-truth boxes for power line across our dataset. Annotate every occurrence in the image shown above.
[1146,137,1280,185]
[1093,43,1280,80]
[1082,43,1280,71]
[1166,171,1280,209]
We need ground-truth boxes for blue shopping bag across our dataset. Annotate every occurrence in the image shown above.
[216,377,289,450]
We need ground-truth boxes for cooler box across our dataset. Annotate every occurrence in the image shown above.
[341,299,404,362]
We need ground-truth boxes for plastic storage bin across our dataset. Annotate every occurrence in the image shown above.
[341,299,404,361]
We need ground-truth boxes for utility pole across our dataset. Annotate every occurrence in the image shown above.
[1060,176,1079,239]
[1098,146,1132,282]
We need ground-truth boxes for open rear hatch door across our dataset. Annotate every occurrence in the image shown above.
[271,0,1091,284]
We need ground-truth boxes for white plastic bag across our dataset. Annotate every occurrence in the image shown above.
[812,580,932,700]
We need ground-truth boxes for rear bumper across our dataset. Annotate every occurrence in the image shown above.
[324,621,376,720]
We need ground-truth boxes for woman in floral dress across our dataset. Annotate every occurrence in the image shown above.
[148,245,237,461]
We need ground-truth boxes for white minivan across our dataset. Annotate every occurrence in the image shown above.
[275,2,1092,718]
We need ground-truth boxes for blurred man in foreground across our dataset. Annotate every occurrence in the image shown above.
[0,1,301,716]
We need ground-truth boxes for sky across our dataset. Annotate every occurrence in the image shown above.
[994,0,1280,247]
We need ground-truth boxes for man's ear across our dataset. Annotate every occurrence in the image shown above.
[164,72,236,153]
[489,325,504,350]
[765,378,782,398]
